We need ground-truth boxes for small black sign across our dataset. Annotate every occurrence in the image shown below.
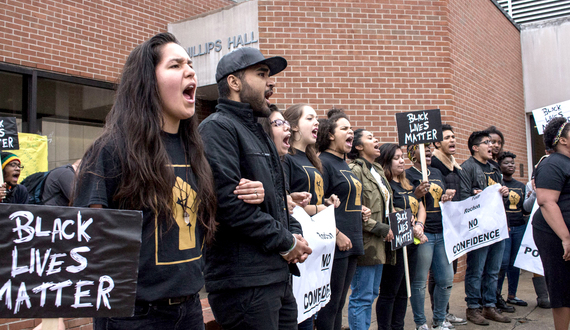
[0,204,143,318]
[390,209,414,251]
[395,109,442,146]
[0,117,19,150]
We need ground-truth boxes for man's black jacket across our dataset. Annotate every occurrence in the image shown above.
[199,98,301,292]
[459,156,504,200]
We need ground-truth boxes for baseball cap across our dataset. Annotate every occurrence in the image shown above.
[215,47,287,83]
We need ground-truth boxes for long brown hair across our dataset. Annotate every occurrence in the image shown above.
[377,143,413,190]
[74,33,217,243]
[283,104,322,173]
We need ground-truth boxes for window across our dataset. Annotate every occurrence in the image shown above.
[0,64,116,169]
[37,78,114,168]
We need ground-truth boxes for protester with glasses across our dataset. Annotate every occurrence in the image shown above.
[459,130,511,325]
[259,105,314,215]
[405,143,455,330]
[0,152,28,204]
[533,117,570,330]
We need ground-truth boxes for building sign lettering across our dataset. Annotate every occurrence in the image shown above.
[186,32,258,58]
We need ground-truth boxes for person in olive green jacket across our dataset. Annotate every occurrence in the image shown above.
[347,129,395,330]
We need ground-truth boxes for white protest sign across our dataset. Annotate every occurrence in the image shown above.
[531,100,570,135]
[513,202,544,275]
[441,184,509,264]
[291,206,336,324]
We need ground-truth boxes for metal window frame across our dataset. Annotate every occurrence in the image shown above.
[0,62,116,133]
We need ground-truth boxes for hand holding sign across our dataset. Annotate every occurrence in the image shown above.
[389,209,414,251]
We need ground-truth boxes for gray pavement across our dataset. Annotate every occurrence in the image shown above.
[342,270,555,330]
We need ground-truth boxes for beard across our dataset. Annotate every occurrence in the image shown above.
[240,80,270,117]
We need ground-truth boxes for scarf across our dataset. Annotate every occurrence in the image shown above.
[432,149,461,171]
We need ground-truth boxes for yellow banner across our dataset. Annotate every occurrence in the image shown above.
[10,133,48,183]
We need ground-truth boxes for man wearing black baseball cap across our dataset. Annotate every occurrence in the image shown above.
[199,47,312,329]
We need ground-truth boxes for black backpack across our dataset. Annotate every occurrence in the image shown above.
[21,170,52,204]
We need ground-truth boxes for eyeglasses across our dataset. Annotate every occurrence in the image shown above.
[477,140,491,145]
[270,119,290,128]
[7,162,23,169]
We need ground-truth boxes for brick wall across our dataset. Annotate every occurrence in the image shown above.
[448,0,526,181]
[258,0,525,281]
[0,0,233,83]
[258,0,453,143]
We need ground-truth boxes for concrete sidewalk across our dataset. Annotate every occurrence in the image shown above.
[342,270,555,329]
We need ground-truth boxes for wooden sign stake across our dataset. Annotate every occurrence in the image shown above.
[419,143,428,182]
[403,246,411,298]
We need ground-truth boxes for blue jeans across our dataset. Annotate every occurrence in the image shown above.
[464,240,505,309]
[410,232,454,327]
[94,293,204,330]
[498,224,525,297]
[348,264,384,330]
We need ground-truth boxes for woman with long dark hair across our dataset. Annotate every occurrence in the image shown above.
[283,104,339,215]
[314,108,365,330]
[74,32,216,329]
[533,117,570,330]
[376,143,426,330]
[346,129,394,330]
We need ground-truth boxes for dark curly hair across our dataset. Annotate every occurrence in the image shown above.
[467,130,491,156]
[347,128,365,160]
[316,108,349,153]
[543,117,570,151]
[497,151,516,165]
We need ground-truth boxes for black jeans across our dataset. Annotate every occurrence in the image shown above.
[315,255,358,330]
[208,281,297,330]
[377,244,417,330]
[94,293,204,330]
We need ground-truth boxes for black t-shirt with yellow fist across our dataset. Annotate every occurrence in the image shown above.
[406,166,447,234]
[504,178,527,227]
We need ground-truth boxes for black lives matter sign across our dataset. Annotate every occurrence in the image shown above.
[396,109,442,146]
[0,204,143,318]
[0,117,19,150]
[390,209,414,251]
